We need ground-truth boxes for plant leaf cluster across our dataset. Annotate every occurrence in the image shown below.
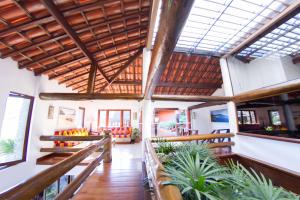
[156,142,299,200]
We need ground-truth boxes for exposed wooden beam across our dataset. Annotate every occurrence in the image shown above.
[41,0,109,83]
[19,46,78,69]
[33,34,140,76]
[113,80,142,85]
[39,93,144,101]
[292,54,300,64]
[6,13,148,60]
[157,82,221,89]
[188,101,227,111]
[233,81,300,103]
[49,64,91,80]
[224,1,300,58]
[144,0,195,99]
[0,0,123,38]
[98,48,143,92]
[87,65,97,93]
[151,94,232,102]
[34,56,87,76]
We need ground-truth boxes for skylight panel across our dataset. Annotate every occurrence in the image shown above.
[238,12,300,58]
[151,0,296,56]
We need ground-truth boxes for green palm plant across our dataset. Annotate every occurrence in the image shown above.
[228,161,299,200]
[163,151,231,200]
[0,139,15,154]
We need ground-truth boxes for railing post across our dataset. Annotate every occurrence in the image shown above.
[103,130,112,163]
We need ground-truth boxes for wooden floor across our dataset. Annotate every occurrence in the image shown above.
[73,144,151,200]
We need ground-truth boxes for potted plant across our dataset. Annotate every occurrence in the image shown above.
[131,128,141,143]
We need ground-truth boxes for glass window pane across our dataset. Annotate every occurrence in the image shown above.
[108,111,121,127]
[0,95,31,164]
[242,111,251,124]
[123,111,131,127]
[270,111,281,125]
[237,111,242,124]
[99,111,107,127]
[250,111,257,124]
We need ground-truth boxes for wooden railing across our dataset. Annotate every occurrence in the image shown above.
[0,133,112,200]
[144,133,234,200]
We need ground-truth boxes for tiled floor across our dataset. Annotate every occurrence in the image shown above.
[73,142,150,200]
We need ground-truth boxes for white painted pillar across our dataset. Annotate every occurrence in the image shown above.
[220,58,239,152]
[142,48,151,94]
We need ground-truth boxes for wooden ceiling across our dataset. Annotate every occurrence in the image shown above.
[154,53,223,95]
[0,0,149,94]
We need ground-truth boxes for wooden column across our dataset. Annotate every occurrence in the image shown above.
[144,0,195,99]
[103,131,112,163]
[87,65,97,93]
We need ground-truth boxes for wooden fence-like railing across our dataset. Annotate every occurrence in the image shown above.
[144,133,234,200]
[0,133,112,200]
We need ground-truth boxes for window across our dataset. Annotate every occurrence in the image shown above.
[0,92,34,168]
[98,110,131,128]
[237,110,257,125]
[269,110,281,125]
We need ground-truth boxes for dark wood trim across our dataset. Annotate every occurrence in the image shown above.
[87,65,97,93]
[98,109,132,128]
[188,101,227,111]
[40,0,109,83]
[0,92,34,168]
[237,132,300,144]
[98,48,143,92]
[220,153,300,195]
[144,0,195,99]
[151,94,232,102]
[39,93,144,101]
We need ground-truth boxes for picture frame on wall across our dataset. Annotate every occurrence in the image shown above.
[57,107,76,129]
[47,105,54,119]
[210,109,229,123]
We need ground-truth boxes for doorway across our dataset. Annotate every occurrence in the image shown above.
[153,108,187,137]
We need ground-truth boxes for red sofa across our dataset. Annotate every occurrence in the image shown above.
[98,127,132,143]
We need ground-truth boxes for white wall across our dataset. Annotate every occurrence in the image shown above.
[281,55,300,81]
[234,135,300,173]
[227,56,286,94]
[191,104,229,133]
[221,55,300,173]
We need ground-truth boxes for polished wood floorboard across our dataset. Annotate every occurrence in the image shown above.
[73,143,151,200]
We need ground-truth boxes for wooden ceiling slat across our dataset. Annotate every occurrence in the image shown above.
[41,0,109,84]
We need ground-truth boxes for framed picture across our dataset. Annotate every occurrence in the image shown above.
[57,107,76,128]
[47,105,54,119]
[210,109,229,123]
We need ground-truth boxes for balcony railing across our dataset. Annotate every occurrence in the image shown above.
[0,132,112,200]
[144,133,234,200]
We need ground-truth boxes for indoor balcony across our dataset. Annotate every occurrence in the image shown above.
[0,0,300,199]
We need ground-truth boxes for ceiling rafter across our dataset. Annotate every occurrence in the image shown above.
[4,11,149,61]
[41,0,109,85]
[97,48,143,92]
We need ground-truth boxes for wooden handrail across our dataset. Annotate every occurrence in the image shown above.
[144,134,235,200]
[0,136,110,200]
[144,139,182,200]
[55,151,108,200]
[40,135,103,141]
[151,133,234,142]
